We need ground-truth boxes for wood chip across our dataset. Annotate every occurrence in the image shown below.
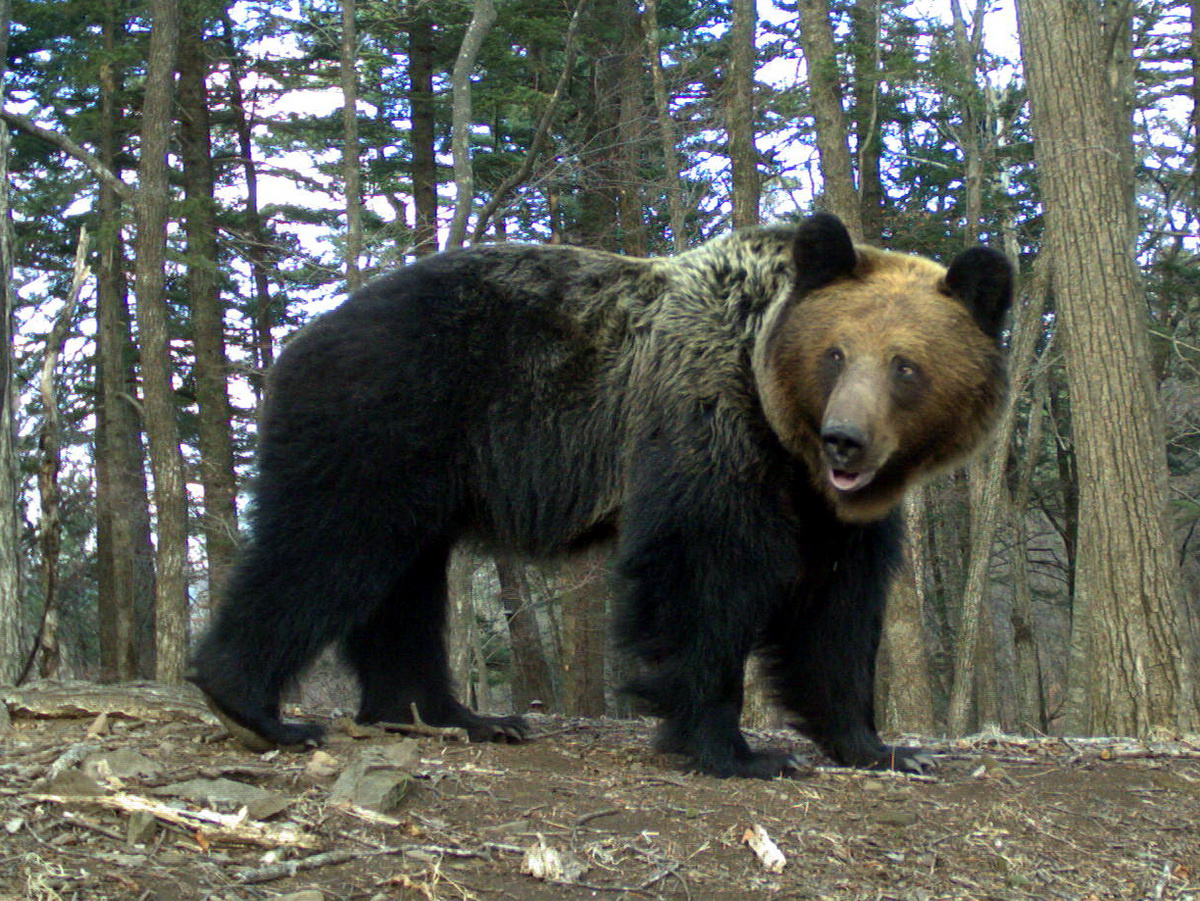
[743,824,786,873]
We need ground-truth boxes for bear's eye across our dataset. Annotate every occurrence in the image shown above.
[892,357,920,380]
[891,356,928,407]
[825,347,844,367]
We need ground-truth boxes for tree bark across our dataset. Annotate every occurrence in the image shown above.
[95,6,156,681]
[220,12,276,382]
[340,0,364,288]
[407,4,438,257]
[560,548,608,717]
[878,495,935,733]
[1018,0,1197,732]
[949,0,989,243]
[178,9,238,610]
[642,0,687,250]
[446,0,496,249]
[495,558,557,711]
[472,0,587,244]
[0,0,22,685]
[726,0,759,228]
[134,0,188,683]
[797,0,862,239]
[616,15,647,256]
[848,0,883,240]
[1010,375,1049,733]
[23,231,89,681]
[947,261,1046,735]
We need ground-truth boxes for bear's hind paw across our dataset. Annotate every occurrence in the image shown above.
[200,694,325,753]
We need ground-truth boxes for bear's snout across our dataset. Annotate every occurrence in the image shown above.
[820,420,882,493]
[821,421,867,469]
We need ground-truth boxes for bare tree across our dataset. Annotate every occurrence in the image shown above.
[1018,0,1197,733]
[134,0,188,682]
[495,558,557,711]
[179,7,238,608]
[472,0,588,243]
[96,8,155,680]
[0,0,20,684]
[726,0,759,228]
[22,232,90,681]
[446,0,496,249]
[340,0,364,289]
[797,0,862,239]
[560,549,608,716]
[642,0,687,250]
[947,264,1046,735]
[220,11,276,379]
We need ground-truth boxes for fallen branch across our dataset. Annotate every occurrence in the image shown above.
[237,850,359,884]
[29,792,320,849]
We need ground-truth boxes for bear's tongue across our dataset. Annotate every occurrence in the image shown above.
[829,468,875,493]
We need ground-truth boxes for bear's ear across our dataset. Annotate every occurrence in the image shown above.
[943,247,1014,340]
[793,213,857,296]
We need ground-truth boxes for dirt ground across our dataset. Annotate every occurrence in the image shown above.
[1,682,1197,901]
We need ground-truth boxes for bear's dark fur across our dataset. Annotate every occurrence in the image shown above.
[189,213,1013,778]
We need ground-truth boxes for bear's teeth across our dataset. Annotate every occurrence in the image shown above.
[829,468,875,492]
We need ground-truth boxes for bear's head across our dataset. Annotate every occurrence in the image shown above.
[755,213,1014,523]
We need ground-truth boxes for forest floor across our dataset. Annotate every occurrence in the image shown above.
[1,682,1198,901]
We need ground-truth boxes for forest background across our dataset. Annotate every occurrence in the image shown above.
[0,0,1197,744]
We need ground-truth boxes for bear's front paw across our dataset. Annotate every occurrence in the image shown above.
[690,748,811,780]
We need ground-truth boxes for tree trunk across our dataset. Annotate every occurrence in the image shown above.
[25,231,89,681]
[616,14,647,256]
[642,0,687,250]
[178,10,238,610]
[447,549,479,709]
[446,0,496,249]
[560,548,608,717]
[95,7,156,681]
[407,4,438,257]
[472,0,586,244]
[877,494,935,733]
[726,0,759,228]
[797,0,862,239]
[1018,0,1197,733]
[495,557,557,711]
[0,0,21,685]
[949,0,989,243]
[134,0,188,683]
[848,0,883,241]
[220,11,275,384]
[1010,375,1049,733]
[340,0,364,289]
[947,261,1046,735]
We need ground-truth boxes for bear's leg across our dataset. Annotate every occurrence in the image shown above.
[761,516,932,773]
[341,540,528,743]
[188,530,403,751]
[616,487,806,779]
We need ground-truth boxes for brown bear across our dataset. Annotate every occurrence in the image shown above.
[189,212,1012,779]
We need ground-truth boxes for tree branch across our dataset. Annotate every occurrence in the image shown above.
[470,0,588,243]
[1,109,135,202]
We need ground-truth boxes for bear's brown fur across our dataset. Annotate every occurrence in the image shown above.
[756,246,1008,522]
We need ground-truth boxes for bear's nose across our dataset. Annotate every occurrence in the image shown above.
[821,422,867,469]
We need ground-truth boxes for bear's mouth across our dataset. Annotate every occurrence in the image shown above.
[827,467,877,493]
